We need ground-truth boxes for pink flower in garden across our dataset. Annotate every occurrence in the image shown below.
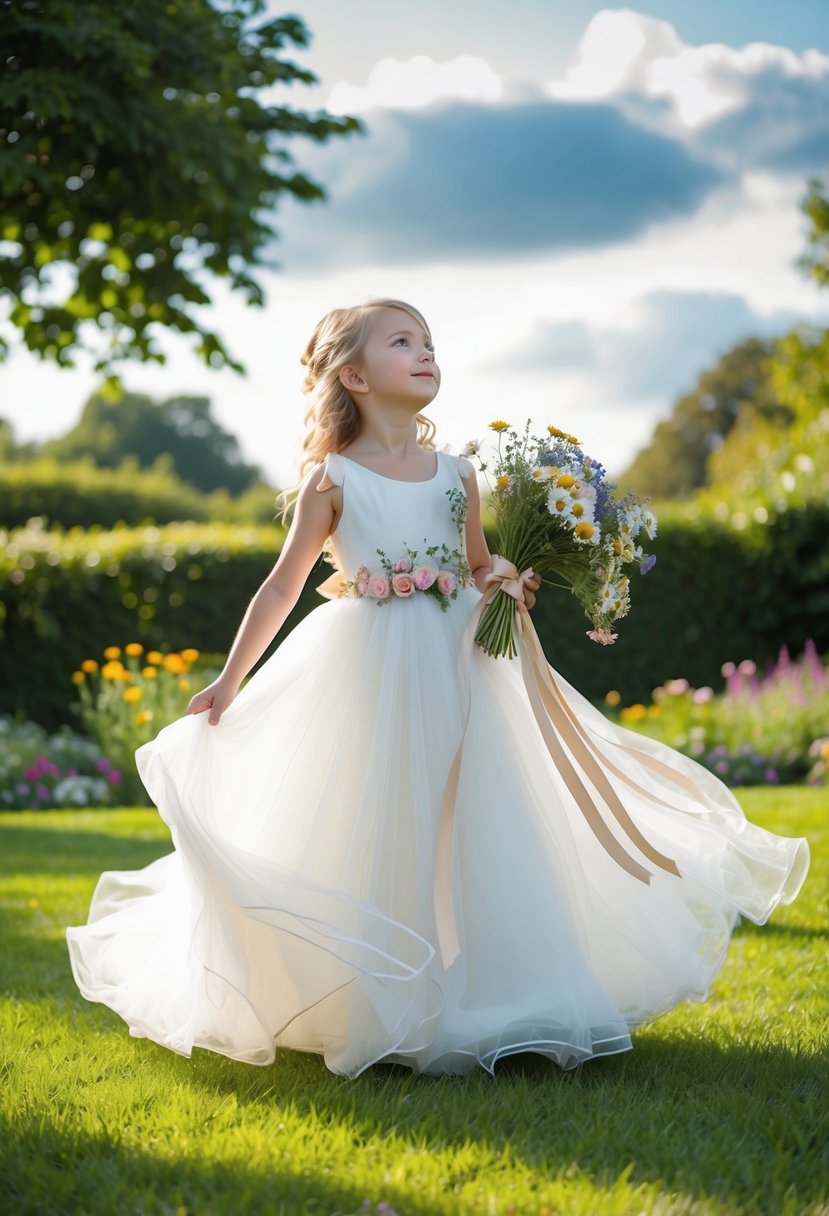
[666,678,689,696]
[738,659,757,676]
[36,784,49,799]
[24,767,39,781]
[392,572,415,597]
[393,557,413,573]
[721,661,736,677]
[692,686,714,704]
[68,768,79,777]
[436,570,457,596]
[586,629,618,645]
[108,770,122,784]
[370,575,391,600]
[412,565,437,591]
[96,757,111,773]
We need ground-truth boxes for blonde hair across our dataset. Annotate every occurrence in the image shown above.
[275,297,437,524]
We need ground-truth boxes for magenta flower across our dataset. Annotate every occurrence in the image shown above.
[95,757,111,773]
[107,770,123,784]
[24,767,39,781]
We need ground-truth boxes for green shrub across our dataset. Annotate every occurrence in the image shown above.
[0,456,281,528]
[2,502,828,731]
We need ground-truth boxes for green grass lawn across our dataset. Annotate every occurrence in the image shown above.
[1,789,827,1216]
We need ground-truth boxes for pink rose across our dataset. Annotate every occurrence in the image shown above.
[586,629,618,645]
[392,572,415,597]
[393,557,413,573]
[412,564,437,590]
[370,574,390,599]
[436,570,456,595]
[355,564,370,595]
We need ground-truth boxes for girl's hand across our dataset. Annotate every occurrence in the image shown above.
[186,677,240,726]
[516,572,542,616]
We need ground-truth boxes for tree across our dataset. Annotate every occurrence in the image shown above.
[797,172,829,289]
[617,338,790,498]
[0,0,361,382]
[42,389,265,494]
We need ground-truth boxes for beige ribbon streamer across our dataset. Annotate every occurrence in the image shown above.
[433,555,686,969]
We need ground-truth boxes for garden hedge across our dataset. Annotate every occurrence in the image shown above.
[2,504,827,731]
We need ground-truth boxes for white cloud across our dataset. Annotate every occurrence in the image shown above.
[326,54,502,114]
[547,7,829,133]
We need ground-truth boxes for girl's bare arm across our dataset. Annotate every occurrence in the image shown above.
[188,466,338,723]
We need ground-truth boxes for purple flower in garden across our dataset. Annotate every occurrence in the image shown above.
[35,784,49,799]
[715,760,729,775]
[24,767,39,781]
[15,783,30,796]
[107,770,122,784]
[68,768,79,777]
[96,757,111,773]
[639,554,657,575]
[765,767,779,784]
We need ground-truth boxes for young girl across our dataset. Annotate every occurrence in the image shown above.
[66,297,809,1077]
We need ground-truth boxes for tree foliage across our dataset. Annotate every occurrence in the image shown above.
[40,388,265,494]
[617,338,790,497]
[0,0,361,380]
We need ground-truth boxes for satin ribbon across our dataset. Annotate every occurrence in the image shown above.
[433,555,687,969]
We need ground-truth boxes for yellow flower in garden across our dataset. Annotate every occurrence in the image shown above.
[181,648,200,663]
[71,671,85,685]
[125,642,144,657]
[647,704,662,718]
[604,689,621,707]
[555,473,575,489]
[179,679,191,691]
[489,420,510,432]
[495,474,512,489]
[81,659,99,673]
[135,709,154,726]
[142,666,158,679]
[103,646,121,660]
[547,424,581,444]
[146,651,164,665]
[574,522,595,542]
[571,501,585,518]
[122,670,134,681]
[123,686,142,703]
[620,703,647,722]
[101,661,125,680]
[162,653,186,674]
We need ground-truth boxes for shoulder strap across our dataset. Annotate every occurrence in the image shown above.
[314,451,345,491]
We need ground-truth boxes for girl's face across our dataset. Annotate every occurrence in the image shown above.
[350,307,441,406]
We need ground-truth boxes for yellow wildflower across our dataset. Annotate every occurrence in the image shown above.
[81,659,99,673]
[135,709,153,726]
[180,648,200,663]
[125,642,144,657]
[620,703,647,722]
[163,653,186,675]
[146,651,164,665]
[489,420,510,432]
[571,501,585,518]
[123,686,142,703]
[71,671,85,685]
[179,679,191,692]
[103,646,121,660]
[101,661,125,680]
[647,704,662,718]
[555,473,575,489]
[142,666,158,680]
[574,522,595,541]
[604,689,621,707]
[495,474,512,489]
[546,424,580,444]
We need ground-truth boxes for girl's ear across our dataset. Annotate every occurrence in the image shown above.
[339,364,368,394]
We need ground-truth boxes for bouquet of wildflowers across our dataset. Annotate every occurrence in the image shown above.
[463,420,657,658]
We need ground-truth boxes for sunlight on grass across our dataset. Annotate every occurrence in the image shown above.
[1,791,827,1215]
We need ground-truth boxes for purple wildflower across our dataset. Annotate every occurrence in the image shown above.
[765,767,779,784]
[96,757,111,773]
[639,554,657,575]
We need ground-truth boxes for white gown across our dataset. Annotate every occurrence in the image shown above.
[65,450,810,1077]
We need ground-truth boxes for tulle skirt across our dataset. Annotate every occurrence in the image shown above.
[65,588,809,1076]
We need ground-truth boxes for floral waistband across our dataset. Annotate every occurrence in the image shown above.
[316,542,474,612]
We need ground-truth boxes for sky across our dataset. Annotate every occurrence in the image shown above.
[2,1,829,486]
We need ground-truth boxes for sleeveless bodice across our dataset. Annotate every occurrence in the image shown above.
[318,450,472,580]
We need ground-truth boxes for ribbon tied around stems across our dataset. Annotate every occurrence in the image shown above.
[482,555,536,606]
[433,555,684,970]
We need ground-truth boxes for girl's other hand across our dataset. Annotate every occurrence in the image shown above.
[517,572,542,616]
[186,677,240,726]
